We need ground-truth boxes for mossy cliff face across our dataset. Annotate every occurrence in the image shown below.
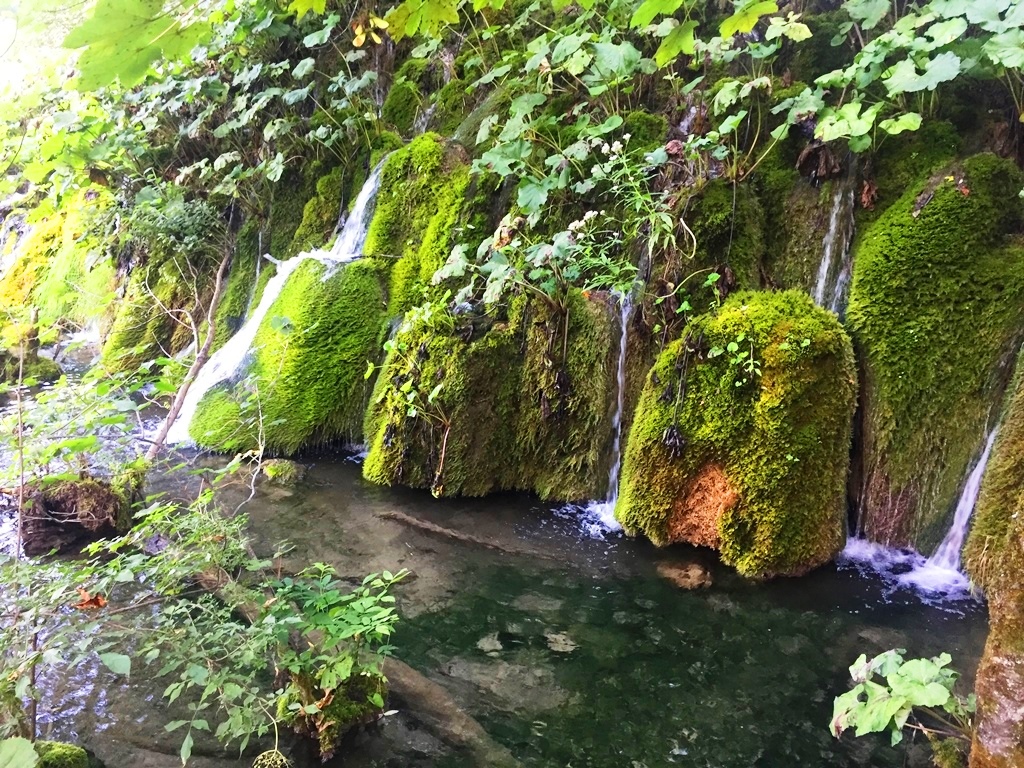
[964,353,1024,768]
[189,258,387,454]
[363,134,470,316]
[846,154,1024,550]
[363,289,616,500]
[615,290,857,579]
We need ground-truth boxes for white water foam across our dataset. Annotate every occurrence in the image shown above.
[841,429,998,602]
[164,158,388,444]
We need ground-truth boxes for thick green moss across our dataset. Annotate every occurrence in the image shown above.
[189,258,387,454]
[0,191,116,332]
[621,111,668,154]
[363,290,616,500]
[363,134,471,316]
[34,741,89,768]
[286,167,345,257]
[381,81,420,135]
[847,154,1024,549]
[689,180,765,290]
[211,222,260,351]
[615,290,857,579]
[966,352,1024,590]
[1,352,61,383]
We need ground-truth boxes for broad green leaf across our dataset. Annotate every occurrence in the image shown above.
[983,29,1024,69]
[925,17,968,48]
[591,41,642,79]
[293,57,316,79]
[100,652,132,676]
[965,0,1013,32]
[630,0,685,29]
[654,20,698,67]
[712,79,741,114]
[180,732,193,764]
[918,52,963,91]
[721,1,778,38]
[551,32,590,64]
[845,0,889,29]
[879,112,922,135]
[0,738,38,768]
[288,0,327,18]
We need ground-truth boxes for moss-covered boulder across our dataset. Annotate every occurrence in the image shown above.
[847,154,1024,551]
[615,290,857,579]
[363,290,617,500]
[34,740,95,768]
[189,258,387,455]
[364,133,470,316]
[964,352,1024,768]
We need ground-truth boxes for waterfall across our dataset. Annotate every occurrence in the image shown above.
[811,173,856,316]
[841,428,998,600]
[926,428,999,572]
[164,157,388,445]
[572,293,633,535]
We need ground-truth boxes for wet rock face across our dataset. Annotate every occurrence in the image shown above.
[972,641,1024,768]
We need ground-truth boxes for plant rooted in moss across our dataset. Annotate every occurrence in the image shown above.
[615,290,857,579]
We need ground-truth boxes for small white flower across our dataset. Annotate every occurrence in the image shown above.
[623,133,632,142]
[611,140,622,154]
[568,220,583,232]
[601,142,610,154]
[583,210,598,222]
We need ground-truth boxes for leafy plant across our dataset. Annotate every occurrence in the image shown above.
[831,649,975,750]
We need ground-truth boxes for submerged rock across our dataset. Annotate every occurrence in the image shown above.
[656,560,712,590]
[616,290,857,578]
[260,459,306,486]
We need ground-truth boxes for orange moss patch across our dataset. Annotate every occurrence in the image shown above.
[666,463,738,549]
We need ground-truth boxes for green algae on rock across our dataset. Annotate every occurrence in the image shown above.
[846,154,1024,551]
[615,290,857,579]
[363,289,616,500]
[189,258,387,455]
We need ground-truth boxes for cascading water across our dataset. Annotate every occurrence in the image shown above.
[164,157,388,444]
[568,293,633,537]
[841,428,999,601]
[811,172,856,316]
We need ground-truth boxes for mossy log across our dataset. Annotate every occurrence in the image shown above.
[615,290,857,578]
[17,479,129,557]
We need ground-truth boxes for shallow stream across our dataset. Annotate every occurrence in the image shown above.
[31,450,989,768]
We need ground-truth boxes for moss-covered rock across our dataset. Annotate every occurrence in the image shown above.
[189,258,387,454]
[615,290,857,579]
[688,179,765,291]
[961,347,1024,767]
[34,741,91,768]
[364,134,471,316]
[847,154,1024,550]
[363,290,617,500]
[381,81,420,135]
[286,166,345,257]
[0,351,61,383]
[621,111,668,154]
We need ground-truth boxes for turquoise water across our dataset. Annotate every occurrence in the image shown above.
[242,454,987,768]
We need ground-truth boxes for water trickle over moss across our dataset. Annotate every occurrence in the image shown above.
[846,153,1024,550]
[363,290,616,500]
[615,290,857,579]
[189,258,387,455]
